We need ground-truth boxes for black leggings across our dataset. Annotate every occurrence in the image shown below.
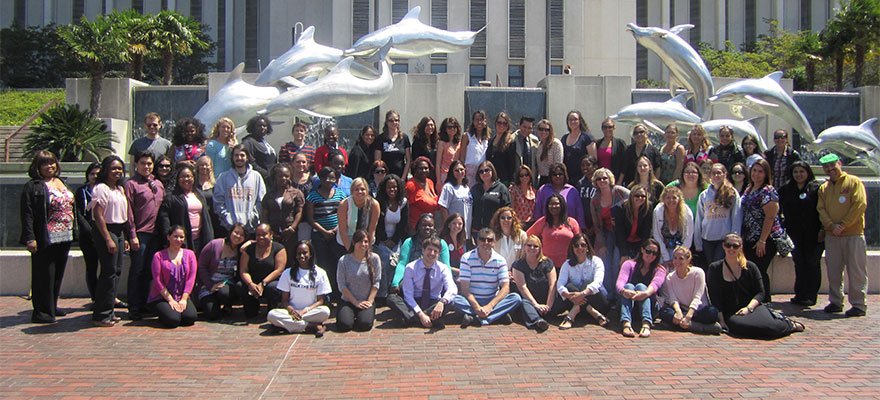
[150,300,197,328]
[744,240,777,302]
[30,242,71,321]
[336,301,376,332]
[200,283,239,320]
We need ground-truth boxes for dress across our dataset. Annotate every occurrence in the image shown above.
[438,182,473,239]
[509,184,536,224]
[405,178,439,229]
[463,132,489,185]
[561,132,594,185]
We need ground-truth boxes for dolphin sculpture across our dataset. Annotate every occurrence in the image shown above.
[345,6,486,59]
[193,63,281,132]
[808,118,880,173]
[609,94,702,134]
[626,23,714,120]
[259,40,393,119]
[700,117,768,152]
[255,26,379,86]
[708,71,815,143]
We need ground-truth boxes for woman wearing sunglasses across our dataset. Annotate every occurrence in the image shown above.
[470,161,510,234]
[557,234,609,329]
[616,238,666,338]
[707,234,804,338]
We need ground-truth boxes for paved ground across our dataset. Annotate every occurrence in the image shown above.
[1,295,878,399]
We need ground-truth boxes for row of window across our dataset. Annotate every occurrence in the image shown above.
[386,64,569,87]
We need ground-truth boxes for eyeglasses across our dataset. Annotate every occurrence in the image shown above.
[551,172,565,177]
[595,176,609,181]
[774,135,787,139]
[479,168,492,174]
[495,120,508,125]
[732,170,745,175]
[478,237,495,243]
[601,125,614,130]
[573,242,588,249]
[634,130,647,135]
[146,123,159,128]
[499,215,513,221]
[723,242,742,249]
[643,248,660,256]
[159,164,172,169]
[374,169,387,174]
[633,194,647,199]
[388,118,400,122]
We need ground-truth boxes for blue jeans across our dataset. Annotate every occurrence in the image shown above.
[453,293,522,325]
[702,239,725,267]
[658,304,719,325]
[128,232,159,314]
[601,229,620,302]
[620,283,656,325]
[374,241,400,298]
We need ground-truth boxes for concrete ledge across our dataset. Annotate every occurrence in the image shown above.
[1,249,878,297]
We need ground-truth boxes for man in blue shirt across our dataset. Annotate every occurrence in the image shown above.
[387,236,457,328]
[453,228,522,327]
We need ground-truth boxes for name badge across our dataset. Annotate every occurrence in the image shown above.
[839,195,847,204]
[799,193,807,200]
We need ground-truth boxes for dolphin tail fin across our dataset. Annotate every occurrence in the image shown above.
[744,94,778,107]
[643,120,664,134]
[746,115,766,127]
[225,63,246,85]
[278,76,306,89]
[765,71,784,82]
[475,25,488,35]
[668,93,690,107]
[401,6,420,22]
[669,24,695,35]
[365,39,393,65]
[730,105,744,119]
[668,76,683,98]
[859,117,879,135]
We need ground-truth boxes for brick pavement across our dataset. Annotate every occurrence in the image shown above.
[1,295,878,399]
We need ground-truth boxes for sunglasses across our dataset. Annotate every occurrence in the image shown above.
[633,194,647,199]
[643,248,660,256]
[495,120,508,125]
[551,172,565,177]
[723,242,742,249]
[573,242,588,249]
[601,125,614,129]
[388,118,400,122]
[537,127,551,132]
[500,215,513,221]
[479,168,492,174]
[732,170,745,175]
[478,237,495,243]
[159,164,172,169]
[634,130,647,135]
[595,176,609,181]
[146,123,159,127]
[774,135,787,139]
[374,169,387,174]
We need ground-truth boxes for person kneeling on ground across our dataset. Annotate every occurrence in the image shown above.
[148,225,197,328]
[336,230,381,332]
[453,228,522,327]
[267,240,331,337]
[388,236,457,328]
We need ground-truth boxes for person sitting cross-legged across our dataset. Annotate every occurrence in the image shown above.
[387,236,458,329]
[453,228,522,327]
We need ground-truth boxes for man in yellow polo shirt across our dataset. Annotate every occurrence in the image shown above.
[817,154,868,317]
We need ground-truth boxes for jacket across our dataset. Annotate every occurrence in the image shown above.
[20,178,76,249]
[157,189,214,253]
[213,165,266,232]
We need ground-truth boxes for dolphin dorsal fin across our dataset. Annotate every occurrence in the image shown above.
[746,116,766,127]
[327,57,355,77]
[669,24,694,35]
[667,93,690,106]
[400,6,420,22]
[859,117,879,132]
[764,71,784,82]
[225,63,245,85]
[299,26,316,43]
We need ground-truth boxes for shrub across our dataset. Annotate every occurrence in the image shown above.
[24,103,115,162]
[0,89,66,126]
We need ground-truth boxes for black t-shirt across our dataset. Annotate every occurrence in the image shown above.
[245,241,284,284]
[512,258,555,304]
[380,134,411,178]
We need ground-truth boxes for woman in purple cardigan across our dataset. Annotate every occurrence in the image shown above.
[149,225,198,328]
[533,162,585,228]
[616,238,666,338]
[197,223,247,320]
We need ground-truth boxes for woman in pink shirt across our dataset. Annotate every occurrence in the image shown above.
[616,238,666,338]
[526,193,581,268]
[149,225,198,328]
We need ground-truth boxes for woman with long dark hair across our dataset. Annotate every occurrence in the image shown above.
[557,234,609,329]
[741,158,784,303]
[74,162,103,306]
[411,117,438,177]
[437,160,472,241]
[628,156,665,203]
[375,174,409,299]
[595,118,627,183]
[461,110,490,185]
[439,213,467,274]
[621,124,660,186]
[157,164,214,254]
[376,110,411,179]
[268,240,332,337]
[167,117,207,164]
[148,225,198,328]
[534,119,563,185]
[708,126,745,171]
[616,238,666,338]
[291,152,314,241]
[526,193,581,268]
[436,116,464,192]
[510,165,537,226]
[613,185,654,265]
[470,160,511,234]
[20,151,75,323]
[561,110,596,185]
[336,230,382,332]
[346,125,378,181]
[779,161,824,307]
[306,167,348,287]
[197,223,247,320]
[486,111,519,185]
[87,156,136,327]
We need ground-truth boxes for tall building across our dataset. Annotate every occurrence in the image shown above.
[1,0,841,88]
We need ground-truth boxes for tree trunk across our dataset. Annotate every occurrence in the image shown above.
[806,59,816,91]
[162,51,174,85]
[132,54,144,82]
[835,54,844,91]
[853,44,865,88]
[88,62,105,117]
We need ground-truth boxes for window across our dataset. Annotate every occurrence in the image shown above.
[636,0,648,82]
[550,65,563,75]
[745,0,756,44]
[689,0,701,45]
[508,65,524,87]
[217,0,226,68]
[392,0,409,23]
[469,64,486,86]
[549,0,564,59]
[509,0,525,59]
[245,0,259,72]
[431,64,447,74]
[470,0,487,58]
[800,0,811,31]
[353,0,371,43]
[392,63,409,73]
[132,0,143,13]
[431,0,448,59]
[190,0,202,22]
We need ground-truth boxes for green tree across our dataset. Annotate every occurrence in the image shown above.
[109,9,156,82]
[698,41,774,79]
[57,15,129,116]
[153,11,209,85]
[0,24,87,88]
[24,103,115,162]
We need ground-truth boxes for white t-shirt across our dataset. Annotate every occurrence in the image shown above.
[276,267,332,310]
[438,182,473,238]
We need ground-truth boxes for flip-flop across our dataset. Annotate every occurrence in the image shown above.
[622,324,636,337]
[639,324,652,338]
[791,320,805,332]
[559,316,573,330]
[596,313,609,327]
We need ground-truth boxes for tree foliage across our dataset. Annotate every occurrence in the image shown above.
[0,24,87,88]
[24,103,115,162]
[153,11,210,85]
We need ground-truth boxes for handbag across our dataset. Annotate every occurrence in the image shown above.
[774,231,795,257]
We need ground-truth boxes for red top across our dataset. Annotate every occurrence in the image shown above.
[405,177,439,229]
[314,145,348,173]
[526,216,581,268]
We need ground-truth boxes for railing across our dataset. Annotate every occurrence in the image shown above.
[4,99,60,162]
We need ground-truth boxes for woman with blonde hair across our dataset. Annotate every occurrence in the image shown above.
[205,117,237,176]
[337,177,381,249]
[658,246,722,334]
[685,125,712,164]
[512,235,560,332]
[589,167,630,295]
[490,206,528,267]
[628,155,665,203]
[652,186,694,265]
[534,119,563,185]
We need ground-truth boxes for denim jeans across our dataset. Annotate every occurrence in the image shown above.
[601,229,620,302]
[701,239,725,267]
[128,232,159,314]
[374,241,400,299]
[453,293,522,325]
[658,304,719,325]
[619,283,656,325]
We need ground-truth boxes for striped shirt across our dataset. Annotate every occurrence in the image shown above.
[459,248,508,299]
[306,188,346,231]
[279,142,316,167]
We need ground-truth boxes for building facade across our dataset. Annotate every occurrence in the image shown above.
[2,0,841,88]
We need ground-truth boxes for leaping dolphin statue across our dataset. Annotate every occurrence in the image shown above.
[808,118,880,173]
[708,71,815,143]
[345,6,486,59]
[255,26,379,86]
[700,117,768,152]
[194,63,281,132]
[259,40,394,119]
[609,94,702,134]
[626,23,714,120]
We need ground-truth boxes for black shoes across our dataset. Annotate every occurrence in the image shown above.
[460,314,474,328]
[845,307,866,317]
[534,319,550,333]
[790,297,816,307]
[823,303,844,313]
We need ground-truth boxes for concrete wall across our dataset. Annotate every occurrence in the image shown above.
[539,74,640,141]
[65,78,149,121]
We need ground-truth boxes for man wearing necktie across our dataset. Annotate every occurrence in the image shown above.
[387,237,457,328]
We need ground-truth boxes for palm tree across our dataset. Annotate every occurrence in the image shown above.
[109,9,155,82]
[57,15,129,116]
[24,103,115,162]
[154,10,208,85]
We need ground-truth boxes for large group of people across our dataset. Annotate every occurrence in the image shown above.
[19,111,869,340]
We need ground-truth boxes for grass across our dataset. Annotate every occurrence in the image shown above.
[0,89,66,126]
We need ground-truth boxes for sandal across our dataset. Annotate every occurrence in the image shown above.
[791,320,805,333]
[639,324,652,338]
[559,316,573,330]
[595,313,609,327]
[622,323,636,337]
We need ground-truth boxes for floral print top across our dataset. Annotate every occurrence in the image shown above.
[741,185,783,243]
